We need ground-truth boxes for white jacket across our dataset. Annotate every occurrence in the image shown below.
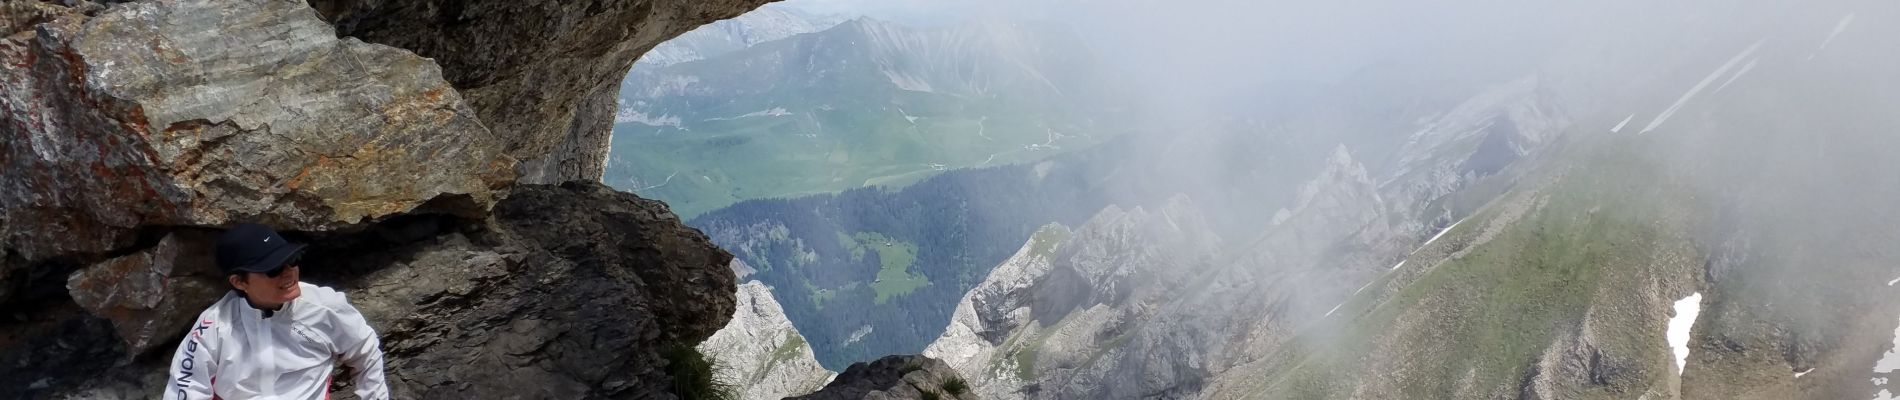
[164,282,390,400]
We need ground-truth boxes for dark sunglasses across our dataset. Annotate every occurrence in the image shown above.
[260,264,297,278]
[260,253,302,278]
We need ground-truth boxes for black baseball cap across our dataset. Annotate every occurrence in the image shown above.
[215,223,307,275]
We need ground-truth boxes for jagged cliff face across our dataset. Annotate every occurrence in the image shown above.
[1,0,771,398]
[699,280,835,400]
[923,224,1068,399]
[920,195,1235,399]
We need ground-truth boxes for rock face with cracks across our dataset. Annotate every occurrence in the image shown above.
[341,182,737,399]
[0,0,511,276]
[63,230,226,358]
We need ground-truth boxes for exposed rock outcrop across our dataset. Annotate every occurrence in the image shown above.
[307,0,777,183]
[924,224,1069,400]
[343,182,737,398]
[63,230,225,357]
[0,0,511,274]
[1379,75,1571,223]
[789,355,979,400]
[699,280,834,400]
[921,197,1229,400]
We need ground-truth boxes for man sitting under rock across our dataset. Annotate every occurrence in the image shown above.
[163,223,390,400]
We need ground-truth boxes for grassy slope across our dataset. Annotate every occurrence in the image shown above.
[1234,139,1708,399]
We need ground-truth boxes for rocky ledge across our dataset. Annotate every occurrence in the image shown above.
[790,355,980,400]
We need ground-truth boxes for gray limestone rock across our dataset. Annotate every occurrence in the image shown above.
[0,0,512,266]
[699,280,835,400]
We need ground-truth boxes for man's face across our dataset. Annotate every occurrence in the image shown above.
[230,264,301,307]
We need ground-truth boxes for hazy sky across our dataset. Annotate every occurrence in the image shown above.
[774,0,1615,98]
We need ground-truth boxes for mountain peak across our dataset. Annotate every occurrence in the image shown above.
[835,15,903,33]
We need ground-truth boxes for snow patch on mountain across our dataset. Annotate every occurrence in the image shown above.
[706,107,793,121]
[1420,218,1466,250]
[615,109,683,128]
[1668,292,1703,375]
[1875,316,1900,374]
[1610,114,1634,133]
[1642,41,1762,134]
[897,107,919,124]
[639,75,702,98]
[1874,315,1900,400]
[886,70,936,93]
[1714,58,1759,93]
[1809,12,1857,60]
[844,325,875,346]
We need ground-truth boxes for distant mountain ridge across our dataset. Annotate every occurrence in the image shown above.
[605,16,1128,218]
[633,4,850,68]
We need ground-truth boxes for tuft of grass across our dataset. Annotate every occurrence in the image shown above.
[901,359,925,374]
[941,377,969,395]
[1007,316,1072,382]
[920,390,944,400]
[1025,224,1071,261]
[1013,347,1039,382]
[664,344,736,400]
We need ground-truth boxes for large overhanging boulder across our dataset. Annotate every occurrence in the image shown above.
[0,0,513,266]
[307,0,778,184]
